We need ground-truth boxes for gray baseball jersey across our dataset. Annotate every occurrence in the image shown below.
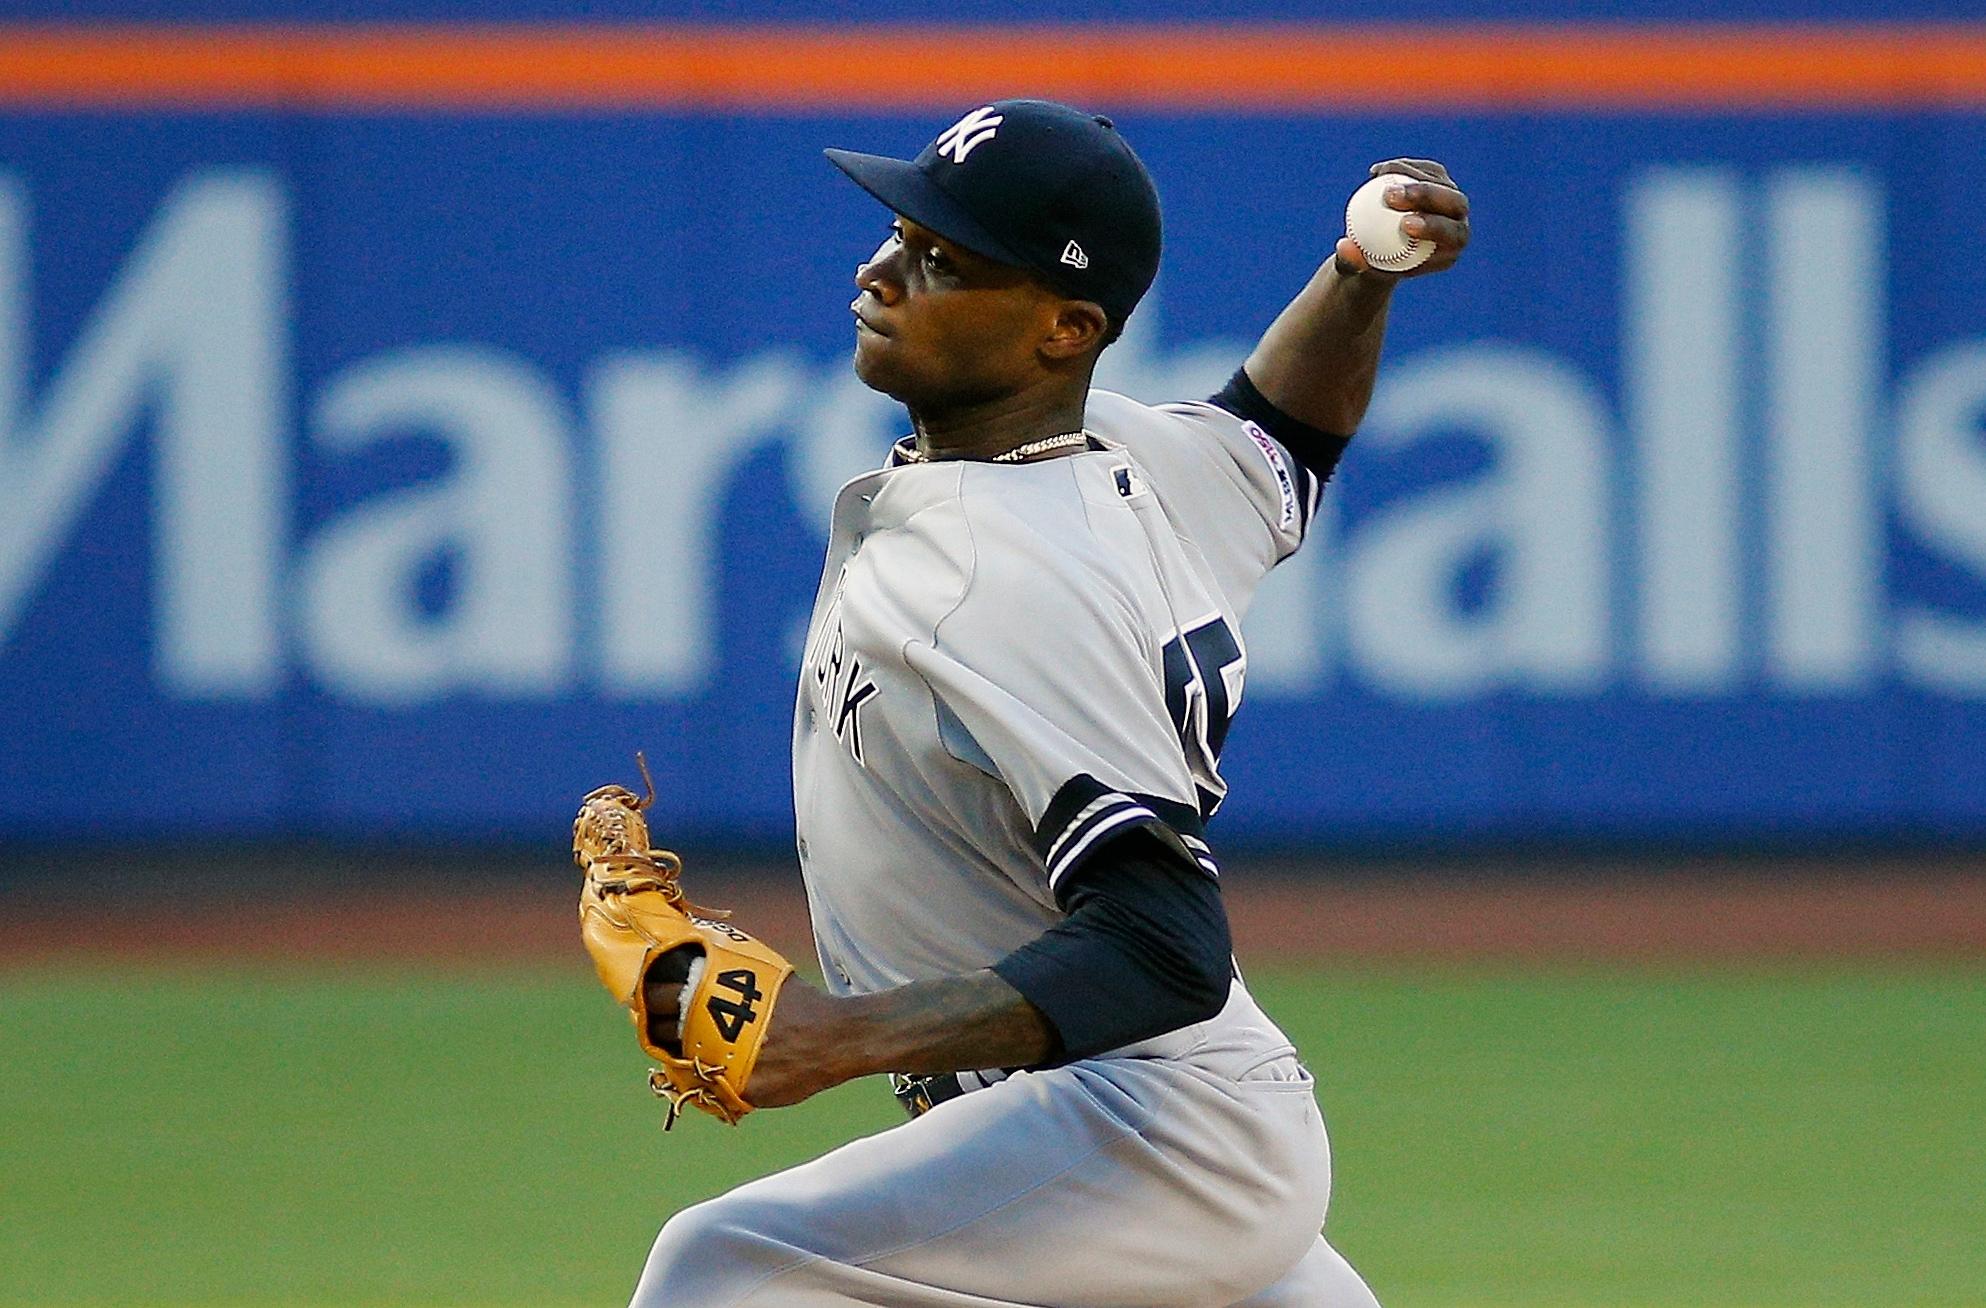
[629,390,1378,1308]
[793,388,1318,1010]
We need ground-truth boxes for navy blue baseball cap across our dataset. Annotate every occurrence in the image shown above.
[825,99,1162,330]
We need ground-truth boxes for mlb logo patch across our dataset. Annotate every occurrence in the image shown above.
[1112,463,1148,499]
[1242,422,1298,530]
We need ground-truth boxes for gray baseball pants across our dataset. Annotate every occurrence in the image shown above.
[627,1053,1380,1307]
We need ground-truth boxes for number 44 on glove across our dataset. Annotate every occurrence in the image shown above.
[572,757,795,1127]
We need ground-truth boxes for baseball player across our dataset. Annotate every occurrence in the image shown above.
[581,99,1469,1306]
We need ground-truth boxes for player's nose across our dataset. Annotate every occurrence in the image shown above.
[855,241,903,306]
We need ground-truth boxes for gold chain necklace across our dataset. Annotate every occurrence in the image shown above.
[898,430,1090,464]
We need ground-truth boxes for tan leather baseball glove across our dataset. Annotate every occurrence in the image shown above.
[572,757,794,1127]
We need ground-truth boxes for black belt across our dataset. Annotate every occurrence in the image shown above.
[889,1072,968,1118]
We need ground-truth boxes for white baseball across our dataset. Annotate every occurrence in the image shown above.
[1345,173,1432,273]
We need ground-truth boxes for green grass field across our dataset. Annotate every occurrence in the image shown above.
[2,964,1981,1307]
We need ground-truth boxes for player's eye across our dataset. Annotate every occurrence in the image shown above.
[922,246,951,274]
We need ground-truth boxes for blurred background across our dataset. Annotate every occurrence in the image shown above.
[2,1,1983,1305]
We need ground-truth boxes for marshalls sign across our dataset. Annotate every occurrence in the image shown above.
[1,116,1982,840]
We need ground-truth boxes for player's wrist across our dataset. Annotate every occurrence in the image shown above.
[754,982,871,1100]
[1333,258,1398,306]
[814,988,908,1087]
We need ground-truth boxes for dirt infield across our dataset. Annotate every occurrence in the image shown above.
[3,853,1983,965]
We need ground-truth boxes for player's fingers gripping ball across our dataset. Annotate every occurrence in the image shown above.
[573,755,796,1127]
[1345,172,1434,272]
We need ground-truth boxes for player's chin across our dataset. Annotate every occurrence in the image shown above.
[851,335,915,399]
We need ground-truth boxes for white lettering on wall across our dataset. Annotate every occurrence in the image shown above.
[1345,344,1612,697]
[298,346,574,703]
[0,173,287,696]
[0,164,1980,708]
[588,350,802,695]
[1627,169,1745,693]
[1896,341,1986,693]
[791,366,901,515]
[1764,169,1883,689]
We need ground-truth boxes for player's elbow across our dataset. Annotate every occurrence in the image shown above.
[1178,967,1232,1027]
[1169,911,1234,1026]
[1093,937,1231,1050]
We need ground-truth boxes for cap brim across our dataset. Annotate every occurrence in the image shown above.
[823,148,1032,270]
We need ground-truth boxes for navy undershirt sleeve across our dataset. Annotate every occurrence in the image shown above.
[1210,365,1353,486]
[991,828,1233,1060]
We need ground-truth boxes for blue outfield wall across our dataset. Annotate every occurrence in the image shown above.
[1,85,1984,843]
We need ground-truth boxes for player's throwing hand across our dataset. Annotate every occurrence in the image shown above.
[1336,157,1471,277]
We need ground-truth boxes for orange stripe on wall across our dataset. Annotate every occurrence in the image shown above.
[2,23,1985,111]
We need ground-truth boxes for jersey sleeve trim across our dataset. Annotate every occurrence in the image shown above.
[1208,367,1344,543]
[1210,366,1353,484]
[991,835,1234,1061]
[1035,771,1219,891]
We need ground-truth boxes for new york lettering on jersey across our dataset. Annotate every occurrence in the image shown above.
[805,576,882,766]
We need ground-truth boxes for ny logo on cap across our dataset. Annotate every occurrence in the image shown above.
[935,106,1004,164]
[1060,240,1090,269]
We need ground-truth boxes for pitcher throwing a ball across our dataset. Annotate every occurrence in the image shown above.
[573,99,1468,1306]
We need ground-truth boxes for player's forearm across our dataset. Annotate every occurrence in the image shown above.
[1240,257,1395,437]
[747,969,1056,1106]
[752,837,1230,1105]
[836,969,1057,1078]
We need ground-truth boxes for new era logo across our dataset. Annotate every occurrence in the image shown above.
[935,107,1004,164]
[1060,240,1089,269]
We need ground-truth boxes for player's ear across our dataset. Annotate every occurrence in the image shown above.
[1040,299,1108,362]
